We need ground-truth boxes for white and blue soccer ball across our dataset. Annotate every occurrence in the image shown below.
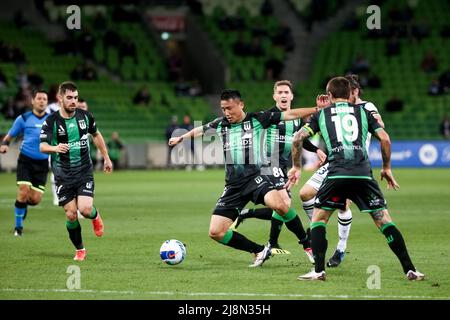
[159,239,186,265]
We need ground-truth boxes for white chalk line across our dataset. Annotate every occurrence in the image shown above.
[0,288,448,300]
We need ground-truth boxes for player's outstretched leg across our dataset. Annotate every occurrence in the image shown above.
[210,215,271,267]
[327,208,352,268]
[372,210,424,281]
[231,207,273,230]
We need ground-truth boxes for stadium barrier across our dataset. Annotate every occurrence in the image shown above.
[369,141,450,167]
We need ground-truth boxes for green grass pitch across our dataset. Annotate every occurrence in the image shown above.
[0,168,449,300]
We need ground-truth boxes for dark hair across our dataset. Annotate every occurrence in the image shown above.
[32,89,48,99]
[326,77,351,99]
[345,74,363,94]
[220,89,242,101]
[78,98,86,103]
[58,81,78,95]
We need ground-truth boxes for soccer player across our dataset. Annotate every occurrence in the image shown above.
[40,81,113,261]
[287,77,424,281]
[169,89,325,267]
[230,80,327,262]
[0,90,49,236]
[46,97,90,206]
[299,74,385,268]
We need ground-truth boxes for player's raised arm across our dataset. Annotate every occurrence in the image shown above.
[168,125,204,146]
[281,94,329,121]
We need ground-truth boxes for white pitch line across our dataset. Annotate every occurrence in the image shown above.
[0,288,448,300]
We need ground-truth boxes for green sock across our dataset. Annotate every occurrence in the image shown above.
[218,229,263,253]
[89,207,97,219]
[284,208,308,244]
[66,220,83,250]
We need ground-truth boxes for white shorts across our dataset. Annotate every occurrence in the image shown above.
[305,163,329,191]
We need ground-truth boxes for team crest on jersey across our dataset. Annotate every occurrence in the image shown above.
[243,121,251,131]
[78,119,86,129]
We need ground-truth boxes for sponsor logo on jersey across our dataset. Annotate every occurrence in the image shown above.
[68,140,88,148]
[58,125,66,135]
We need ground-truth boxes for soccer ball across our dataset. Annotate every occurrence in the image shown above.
[159,239,186,265]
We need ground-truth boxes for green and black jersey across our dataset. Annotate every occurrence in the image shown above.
[40,109,97,182]
[303,101,382,178]
[202,111,282,184]
[265,106,318,171]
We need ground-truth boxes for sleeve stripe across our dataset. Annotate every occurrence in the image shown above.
[304,125,315,136]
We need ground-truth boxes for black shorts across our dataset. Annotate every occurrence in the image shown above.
[264,166,291,196]
[16,153,49,193]
[315,177,387,212]
[213,174,277,220]
[55,176,95,206]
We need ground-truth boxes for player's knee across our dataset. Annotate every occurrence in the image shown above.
[208,228,225,241]
[273,202,289,215]
[17,187,29,201]
[65,210,77,221]
[79,206,93,217]
[28,194,42,205]
[299,188,312,202]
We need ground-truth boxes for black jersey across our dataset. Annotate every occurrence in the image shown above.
[264,106,318,170]
[265,106,302,170]
[40,109,97,182]
[304,101,382,178]
[202,111,282,184]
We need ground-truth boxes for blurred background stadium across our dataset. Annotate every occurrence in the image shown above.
[0,0,449,170]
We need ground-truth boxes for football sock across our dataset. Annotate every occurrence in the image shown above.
[88,206,98,219]
[269,212,284,247]
[51,174,58,204]
[252,207,273,220]
[14,200,27,229]
[311,222,327,273]
[381,223,415,274]
[337,208,352,252]
[302,198,315,221]
[66,220,84,250]
[219,229,264,254]
[283,208,308,246]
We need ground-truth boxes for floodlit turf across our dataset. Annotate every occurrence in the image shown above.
[0,168,449,300]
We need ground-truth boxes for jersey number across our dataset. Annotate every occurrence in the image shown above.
[272,167,284,177]
[331,115,358,142]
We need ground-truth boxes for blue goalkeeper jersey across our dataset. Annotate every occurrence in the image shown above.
[8,111,49,160]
